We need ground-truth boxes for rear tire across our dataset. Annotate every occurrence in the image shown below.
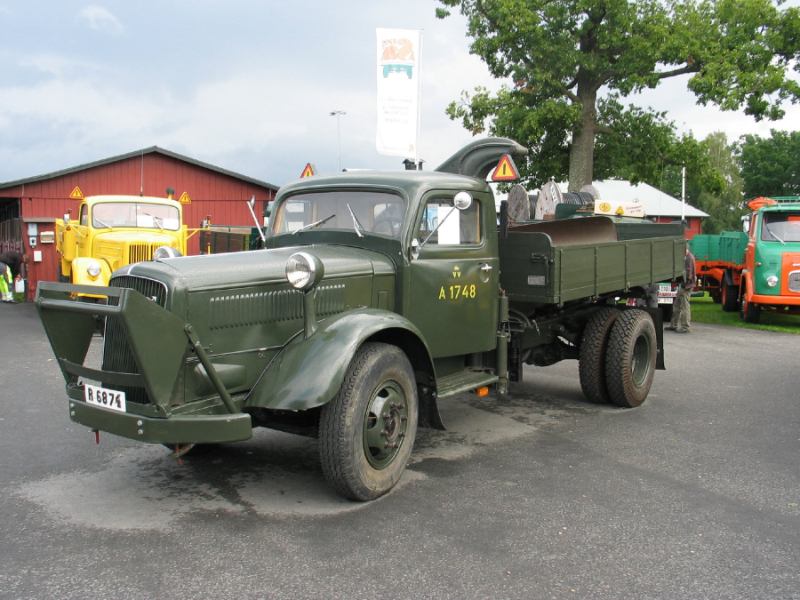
[319,343,418,501]
[721,281,739,312]
[605,310,657,408]
[578,307,621,404]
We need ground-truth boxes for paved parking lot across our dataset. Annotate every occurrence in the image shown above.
[1,301,798,600]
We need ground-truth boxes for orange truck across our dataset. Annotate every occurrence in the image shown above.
[690,196,800,323]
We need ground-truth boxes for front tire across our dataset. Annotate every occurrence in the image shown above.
[605,310,657,408]
[740,285,761,324]
[319,343,418,501]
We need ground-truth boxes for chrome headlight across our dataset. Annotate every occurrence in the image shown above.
[153,246,183,261]
[767,275,779,287]
[86,261,102,278]
[286,252,324,291]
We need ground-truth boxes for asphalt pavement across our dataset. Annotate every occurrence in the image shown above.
[1,301,798,600]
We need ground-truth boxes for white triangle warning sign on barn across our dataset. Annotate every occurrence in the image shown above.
[491,154,520,182]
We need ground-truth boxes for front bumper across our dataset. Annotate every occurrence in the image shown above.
[67,388,252,444]
[38,280,253,444]
[750,293,800,306]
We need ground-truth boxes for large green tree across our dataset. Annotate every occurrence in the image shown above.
[437,0,800,191]
[736,129,800,198]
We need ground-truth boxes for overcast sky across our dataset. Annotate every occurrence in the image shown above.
[1,1,798,189]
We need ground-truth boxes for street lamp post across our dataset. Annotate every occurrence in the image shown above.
[330,110,346,172]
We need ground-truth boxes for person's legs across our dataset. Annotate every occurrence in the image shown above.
[680,288,692,330]
[669,291,682,329]
[673,288,691,331]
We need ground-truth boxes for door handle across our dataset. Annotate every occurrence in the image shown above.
[479,263,493,272]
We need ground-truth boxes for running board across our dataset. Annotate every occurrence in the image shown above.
[436,371,499,399]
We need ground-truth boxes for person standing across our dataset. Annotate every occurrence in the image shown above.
[667,243,696,333]
[0,250,30,303]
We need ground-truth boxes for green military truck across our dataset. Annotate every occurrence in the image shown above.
[36,138,685,501]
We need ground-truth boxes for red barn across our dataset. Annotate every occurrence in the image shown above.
[0,147,278,299]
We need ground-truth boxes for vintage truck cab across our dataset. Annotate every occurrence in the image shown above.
[37,138,685,500]
[56,193,193,295]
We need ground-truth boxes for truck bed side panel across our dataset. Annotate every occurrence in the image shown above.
[499,232,684,304]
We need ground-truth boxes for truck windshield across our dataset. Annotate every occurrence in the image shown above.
[760,213,800,242]
[272,191,406,238]
[92,203,181,231]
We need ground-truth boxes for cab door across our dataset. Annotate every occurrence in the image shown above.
[404,191,498,358]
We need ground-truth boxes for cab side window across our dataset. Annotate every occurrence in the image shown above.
[417,197,481,246]
[79,205,88,227]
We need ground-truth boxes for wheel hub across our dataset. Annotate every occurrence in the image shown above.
[364,382,409,469]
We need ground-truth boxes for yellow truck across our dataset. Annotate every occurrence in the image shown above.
[56,193,196,294]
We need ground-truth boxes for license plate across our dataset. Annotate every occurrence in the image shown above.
[659,298,674,304]
[84,384,126,413]
[659,284,677,297]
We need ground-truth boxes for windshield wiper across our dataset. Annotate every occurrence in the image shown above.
[765,223,786,245]
[292,213,336,235]
[347,204,365,238]
[95,219,113,230]
[143,212,164,232]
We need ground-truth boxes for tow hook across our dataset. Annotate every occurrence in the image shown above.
[170,443,196,459]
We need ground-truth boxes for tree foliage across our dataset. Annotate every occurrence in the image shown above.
[437,0,800,191]
[736,130,800,198]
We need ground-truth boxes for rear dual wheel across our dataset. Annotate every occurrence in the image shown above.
[579,308,621,404]
[605,310,657,408]
[721,281,739,312]
[579,308,657,408]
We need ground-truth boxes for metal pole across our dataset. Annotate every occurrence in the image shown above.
[330,110,346,171]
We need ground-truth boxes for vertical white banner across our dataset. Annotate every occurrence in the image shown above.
[376,28,422,161]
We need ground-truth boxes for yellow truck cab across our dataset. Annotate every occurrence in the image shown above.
[56,194,188,294]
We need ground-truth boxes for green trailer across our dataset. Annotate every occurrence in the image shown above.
[36,137,685,501]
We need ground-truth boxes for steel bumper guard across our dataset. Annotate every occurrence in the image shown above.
[36,281,252,444]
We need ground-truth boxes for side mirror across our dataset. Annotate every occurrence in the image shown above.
[410,238,420,261]
[454,191,473,211]
[742,214,751,233]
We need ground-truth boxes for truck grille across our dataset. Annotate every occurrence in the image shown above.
[789,271,800,293]
[129,242,173,264]
[102,276,169,405]
[207,284,345,330]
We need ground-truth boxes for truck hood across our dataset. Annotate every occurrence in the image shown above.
[115,244,396,292]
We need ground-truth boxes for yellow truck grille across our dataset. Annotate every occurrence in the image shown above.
[128,243,160,264]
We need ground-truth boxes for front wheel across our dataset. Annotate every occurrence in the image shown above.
[319,343,418,501]
[740,286,761,324]
[605,310,657,408]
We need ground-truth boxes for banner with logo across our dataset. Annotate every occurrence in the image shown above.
[376,28,423,160]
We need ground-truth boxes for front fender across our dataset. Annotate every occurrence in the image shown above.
[741,269,753,300]
[71,257,112,290]
[247,309,432,412]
